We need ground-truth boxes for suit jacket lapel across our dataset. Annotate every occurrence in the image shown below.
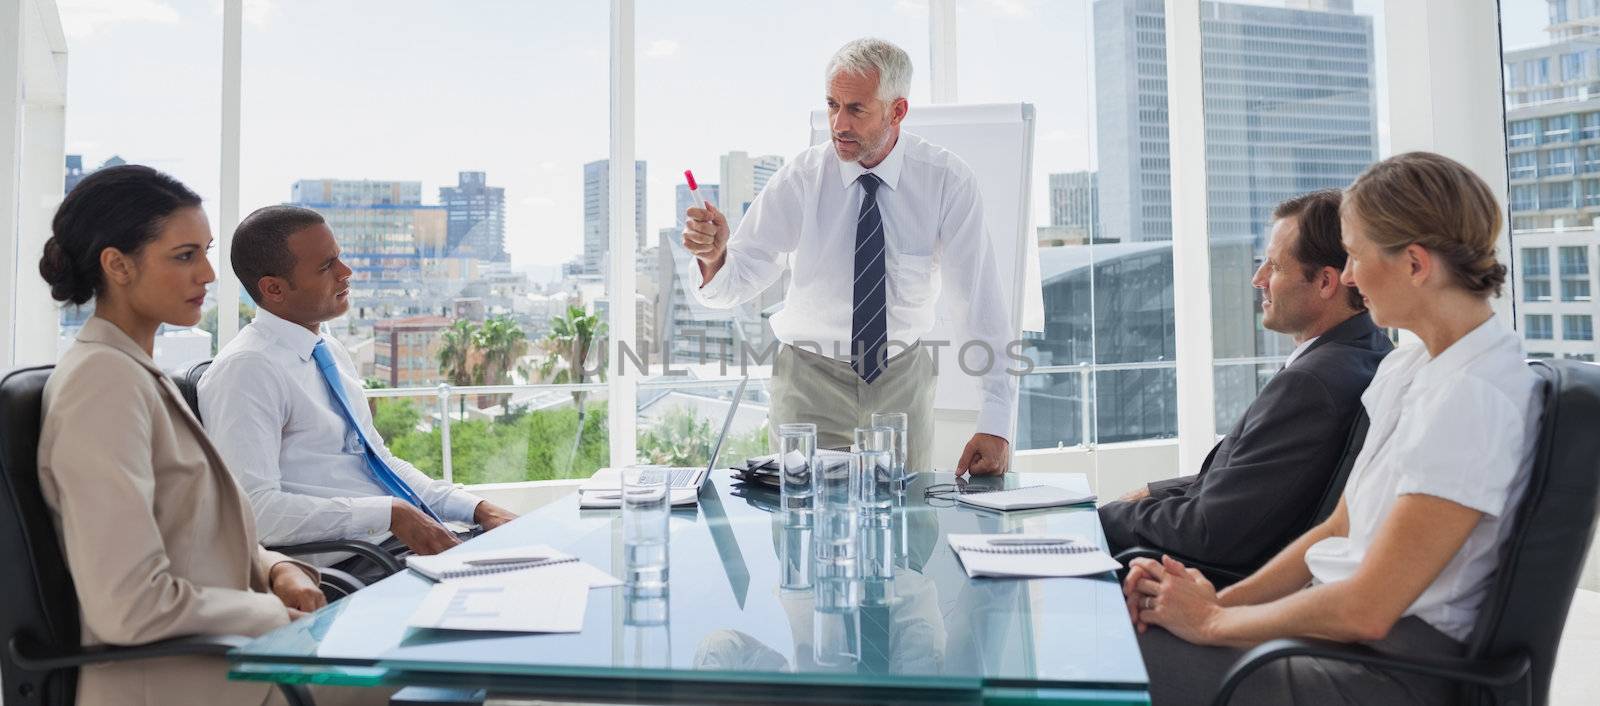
[1298,311,1380,359]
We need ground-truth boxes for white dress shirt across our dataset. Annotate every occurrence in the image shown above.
[1283,335,1319,369]
[199,308,482,547]
[1304,316,1540,641]
[693,131,1019,439]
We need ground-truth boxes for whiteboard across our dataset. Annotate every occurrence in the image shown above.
[809,103,1040,418]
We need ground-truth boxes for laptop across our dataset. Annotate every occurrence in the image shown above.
[579,377,749,495]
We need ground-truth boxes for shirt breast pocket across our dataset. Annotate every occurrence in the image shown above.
[889,252,937,308]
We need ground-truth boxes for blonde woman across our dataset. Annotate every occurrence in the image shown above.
[1124,152,1541,705]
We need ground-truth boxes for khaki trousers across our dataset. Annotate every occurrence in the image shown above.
[768,343,936,472]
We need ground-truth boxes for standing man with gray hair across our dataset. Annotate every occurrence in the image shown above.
[683,38,1018,474]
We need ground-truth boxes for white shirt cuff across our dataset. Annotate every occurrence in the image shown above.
[975,401,1014,443]
[352,495,394,538]
[692,252,734,305]
[441,490,485,525]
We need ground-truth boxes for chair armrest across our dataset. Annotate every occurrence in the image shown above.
[269,539,403,575]
[1113,546,1250,587]
[317,566,366,600]
[8,633,247,671]
[11,634,319,706]
[1210,637,1532,706]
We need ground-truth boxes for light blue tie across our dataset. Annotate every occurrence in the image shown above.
[311,340,445,524]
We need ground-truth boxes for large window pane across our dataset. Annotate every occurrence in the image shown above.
[962,0,1177,452]
[1503,0,1600,363]
[58,0,221,366]
[1199,0,1388,429]
[243,2,608,479]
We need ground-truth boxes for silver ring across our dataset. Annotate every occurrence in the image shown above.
[1142,596,1154,610]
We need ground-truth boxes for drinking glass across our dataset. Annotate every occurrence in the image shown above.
[870,411,909,491]
[813,453,858,575]
[778,508,814,591]
[622,465,671,594]
[777,422,817,511]
[852,428,894,513]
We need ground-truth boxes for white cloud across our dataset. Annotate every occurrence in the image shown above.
[644,39,680,59]
[58,0,180,40]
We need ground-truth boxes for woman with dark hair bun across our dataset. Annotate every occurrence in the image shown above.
[34,165,355,706]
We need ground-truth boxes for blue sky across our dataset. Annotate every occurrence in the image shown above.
[59,0,1502,269]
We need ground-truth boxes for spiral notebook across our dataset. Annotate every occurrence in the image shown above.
[406,547,579,582]
[946,533,1121,578]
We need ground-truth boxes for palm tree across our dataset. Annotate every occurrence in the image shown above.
[472,315,529,408]
[538,305,607,466]
[437,319,481,418]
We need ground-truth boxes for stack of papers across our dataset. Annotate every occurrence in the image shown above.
[953,485,1097,512]
[405,545,621,633]
[946,534,1120,579]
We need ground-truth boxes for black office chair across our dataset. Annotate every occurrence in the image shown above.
[1114,410,1372,588]
[176,359,403,591]
[0,366,317,706]
[1212,358,1600,706]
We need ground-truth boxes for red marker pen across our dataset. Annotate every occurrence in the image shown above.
[684,170,714,213]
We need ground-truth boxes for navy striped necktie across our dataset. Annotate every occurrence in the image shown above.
[852,172,888,384]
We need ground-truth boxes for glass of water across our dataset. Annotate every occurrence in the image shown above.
[813,453,858,575]
[869,411,909,491]
[622,465,671,595]
[777,422,817,511]
[853,426,895,512]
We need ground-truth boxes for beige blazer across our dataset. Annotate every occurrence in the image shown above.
[37,318,316,706]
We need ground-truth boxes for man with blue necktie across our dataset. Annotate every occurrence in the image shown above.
[684,38,1018,474]
[201,205,517,578]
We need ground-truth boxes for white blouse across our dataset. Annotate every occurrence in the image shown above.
[1304,316,1541,642]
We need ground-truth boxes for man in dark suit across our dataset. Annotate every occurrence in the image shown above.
[1099,189,1391,574]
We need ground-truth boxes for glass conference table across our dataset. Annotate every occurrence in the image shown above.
[229,471,1150,704]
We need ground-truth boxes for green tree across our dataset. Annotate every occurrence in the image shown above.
[537,306,607,464]
[386,401,611,484]
[472,315,529,410]
[372,398,421,443]
[473,315,529,385]
[638,406,715,467]
[436,319,480,417]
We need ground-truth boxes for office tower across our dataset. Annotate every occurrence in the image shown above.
[1503,0,1600,362]
[719,151,784,230]
[582,159,648,274]
[289,179,451,331]
[1048,171,1101,243]
[1095,0,1377,363]
[439,171,507,262]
